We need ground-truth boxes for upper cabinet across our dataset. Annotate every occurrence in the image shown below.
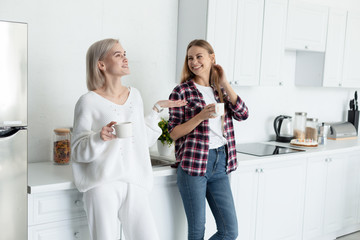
[176,0,360,88]
[260,0,288,86]
[342,12,360,88]
[294,7,360,88]
[206,0,238,85]
[176,0,288,86]
[232,0,264,86]
[285,1,329,52]
[322,9,347,87]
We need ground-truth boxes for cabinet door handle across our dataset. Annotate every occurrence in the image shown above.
[305,45,309,49]
[74,231,80,238]
[260,168,263,173]
[75,200,83,207]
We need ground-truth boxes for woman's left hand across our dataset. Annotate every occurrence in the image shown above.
[157,99,188,108]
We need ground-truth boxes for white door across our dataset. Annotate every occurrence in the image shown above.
[342,151,360,228]
[260,0,288,86]
[302,156,328,240]
[323,9,347,87]
[285,1,328,51]
[255,158,306,240]
[233,0,264,86]
[323,154,346,235]
[231,165,260,240]
[342,12,360,88]
[206,0,238,84]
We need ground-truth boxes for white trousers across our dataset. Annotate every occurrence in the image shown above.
[83,181,160,240]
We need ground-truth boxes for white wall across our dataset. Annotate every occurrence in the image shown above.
[0,0,359,162]
[0,0,179,162]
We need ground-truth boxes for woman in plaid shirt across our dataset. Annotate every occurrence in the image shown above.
[168,39,248,240]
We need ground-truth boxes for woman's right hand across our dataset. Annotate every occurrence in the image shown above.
[198,104,216,120]
[100,121,117,141]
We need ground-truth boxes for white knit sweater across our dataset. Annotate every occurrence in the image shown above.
[71,88,161,192]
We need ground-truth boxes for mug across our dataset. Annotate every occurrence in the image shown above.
[212,103,224,117]
[113,122,133,138]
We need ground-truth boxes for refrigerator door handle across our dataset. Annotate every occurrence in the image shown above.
[0,127,25,138]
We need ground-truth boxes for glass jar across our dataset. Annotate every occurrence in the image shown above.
[293,112,307,139]
[53,128,71,165]
[305,118,318,141]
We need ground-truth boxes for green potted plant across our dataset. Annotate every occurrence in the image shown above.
[157,118,174,156]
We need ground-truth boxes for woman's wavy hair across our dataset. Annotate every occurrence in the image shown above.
[180,39,224,103]
[86,38,119,91]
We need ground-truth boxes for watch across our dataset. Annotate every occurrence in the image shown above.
[154,103,164,113]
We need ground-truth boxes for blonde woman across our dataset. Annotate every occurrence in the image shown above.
[168,39,249,240]
[71,38,186,240]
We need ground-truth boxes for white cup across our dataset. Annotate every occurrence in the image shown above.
[212,103,224,117]
[113,122,133,138]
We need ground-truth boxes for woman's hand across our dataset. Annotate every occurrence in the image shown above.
[213,64,228,87]
[156,99,188,108]
[198,103,216,120]
[100,121,117,141]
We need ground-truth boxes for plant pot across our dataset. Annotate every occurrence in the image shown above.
[157,140,173,156]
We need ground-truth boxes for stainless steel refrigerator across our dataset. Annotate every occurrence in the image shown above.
[0,20,28,240]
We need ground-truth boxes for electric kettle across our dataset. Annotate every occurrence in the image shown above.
[273,115,293,142]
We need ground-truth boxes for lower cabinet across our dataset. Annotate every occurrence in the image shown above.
[28,217,90,240]
[231,157,307,240]
[120,174,187,240]
[341,150,360,235]
[303,151,360,240]
[28,149,360,240]
[28,189,91,240]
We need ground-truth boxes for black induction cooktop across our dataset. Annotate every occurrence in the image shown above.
[236,143,305,157]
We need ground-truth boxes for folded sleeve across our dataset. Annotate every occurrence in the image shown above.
[226,95,249,121]
[144,109,162,147]
[168,87,185,133]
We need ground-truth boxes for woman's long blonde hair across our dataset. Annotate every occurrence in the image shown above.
[180,39,224,103]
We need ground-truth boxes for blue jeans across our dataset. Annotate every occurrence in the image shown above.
[177,145,238,240]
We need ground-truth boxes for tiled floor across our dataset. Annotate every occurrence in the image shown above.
[337,231,360,240]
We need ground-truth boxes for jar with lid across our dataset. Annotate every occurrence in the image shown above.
[293,112,307,139]
[53,128,71,165]
[305,118,318,141]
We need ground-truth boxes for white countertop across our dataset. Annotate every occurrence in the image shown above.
[28,137,360,194]
[28,159,176,194]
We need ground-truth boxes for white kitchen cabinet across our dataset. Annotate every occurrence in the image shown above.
[285,1,329,52]
[206,0,237,85]
[120,174,187,240]
[231,157,306,240]
[303,153,346,240]
[341,150,360,236]
[177,0,276,86]
[149,174,187,240]
[28,189,91,240]
[233,0,264,86]
[28,218,90,240]
[260,0,288,86]
[322,9,347,87]
[342,12,360,88]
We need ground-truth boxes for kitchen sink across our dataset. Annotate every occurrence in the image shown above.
[151,158,175,167]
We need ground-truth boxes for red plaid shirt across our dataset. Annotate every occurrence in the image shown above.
[168,79,248,176]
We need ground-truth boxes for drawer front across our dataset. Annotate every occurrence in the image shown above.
[30,189,86,225]
[29,217,90,240]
